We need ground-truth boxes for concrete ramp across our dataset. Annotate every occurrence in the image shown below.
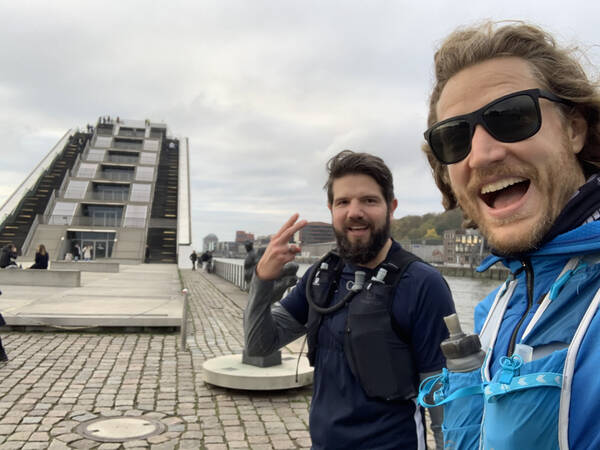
[0,264,183,329]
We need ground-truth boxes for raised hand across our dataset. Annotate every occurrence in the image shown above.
[256,213,307,280]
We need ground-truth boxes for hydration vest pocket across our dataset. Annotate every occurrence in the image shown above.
[481,351,565,450]
[345,286,417,401]
[441,369,484,450]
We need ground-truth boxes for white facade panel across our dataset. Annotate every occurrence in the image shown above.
[140,152,157,165]
[64,180,89,199]
[124,205,147,228]
[87,149,106,162]
[50,201,78,225]
[130,183,151,202]
[95,136,112,148]
[135,166,154,182]
[77,163,98,178]
[143,139,159,151]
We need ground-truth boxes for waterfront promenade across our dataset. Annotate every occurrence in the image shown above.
[0,269,314,449]
[0,268,440,449]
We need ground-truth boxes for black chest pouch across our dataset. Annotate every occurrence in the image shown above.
[344,281,418,401]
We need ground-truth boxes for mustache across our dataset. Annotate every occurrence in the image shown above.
[467,164,533,190]
[344,219,370,228]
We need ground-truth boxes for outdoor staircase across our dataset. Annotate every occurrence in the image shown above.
[0,132,90,253]
[147,136,179,263]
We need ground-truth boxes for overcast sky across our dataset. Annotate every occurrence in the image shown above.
[1,1,599,245]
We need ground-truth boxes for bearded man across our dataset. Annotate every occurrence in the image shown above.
[417,22,600,450]
[245,150,455,449]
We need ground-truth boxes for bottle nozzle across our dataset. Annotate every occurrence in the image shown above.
[444,313,465,340]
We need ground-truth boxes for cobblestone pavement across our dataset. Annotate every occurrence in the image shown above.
[0,269,435,449]
[0,270,312,449]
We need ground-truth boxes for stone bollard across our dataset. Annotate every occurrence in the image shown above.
[180,288,189,351]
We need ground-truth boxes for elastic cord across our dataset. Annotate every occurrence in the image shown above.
[305,257,361,315]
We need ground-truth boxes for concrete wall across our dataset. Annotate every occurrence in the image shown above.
[24,224,68,260]
[112,229,145,260]
[433,264,509,280]
[0,269,80,287]
[178,244,194,269]
[52,261,120,272]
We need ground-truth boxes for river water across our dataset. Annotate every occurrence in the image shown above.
[218,258,501,333]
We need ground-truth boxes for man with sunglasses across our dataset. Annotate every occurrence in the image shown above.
[418,22,600,450]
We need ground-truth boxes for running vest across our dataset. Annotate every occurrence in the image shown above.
[305,248,424,401]
[418,255,600,449]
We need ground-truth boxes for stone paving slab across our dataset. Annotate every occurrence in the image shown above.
[0,269,434,448]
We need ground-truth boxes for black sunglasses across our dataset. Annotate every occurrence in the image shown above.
[424,88,572,165]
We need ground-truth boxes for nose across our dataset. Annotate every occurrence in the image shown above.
[347,199,365,219]
[467,125,508,168]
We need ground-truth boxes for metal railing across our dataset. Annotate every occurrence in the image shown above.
[117,129,145,138]
[97,171,134,181]
[38,214,147,229]
[107,155,139,164]
[21,213,41,256]
[86,191,130,202]
[113,140,143,150]
[213,259,248,291]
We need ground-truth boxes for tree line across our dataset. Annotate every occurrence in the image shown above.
[390,208,463,242]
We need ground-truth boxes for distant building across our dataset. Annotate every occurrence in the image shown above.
[0,118,191,266]
[443,229,488,266]
[203,233,218,252]
[254,235,271,249]
[235,230,255,243]
[408,243,445,264]
[216,241,245,258]
[295,221,335,245]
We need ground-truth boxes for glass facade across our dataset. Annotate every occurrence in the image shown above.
[67,231,116,260]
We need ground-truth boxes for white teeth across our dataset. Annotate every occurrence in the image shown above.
[481,177,527,194]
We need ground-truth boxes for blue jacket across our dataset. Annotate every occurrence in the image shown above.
[427,220,600,450]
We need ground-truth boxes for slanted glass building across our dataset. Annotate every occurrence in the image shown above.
[0,118,192,265]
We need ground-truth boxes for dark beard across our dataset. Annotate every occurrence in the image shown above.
[335,215,390,265]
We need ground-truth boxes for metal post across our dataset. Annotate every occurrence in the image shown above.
[180,288,189,351]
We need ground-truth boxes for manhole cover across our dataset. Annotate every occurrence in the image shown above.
[76,416,166,442]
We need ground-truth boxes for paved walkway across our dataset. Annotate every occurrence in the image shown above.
[0,268,434,449]
[0,269,311,449]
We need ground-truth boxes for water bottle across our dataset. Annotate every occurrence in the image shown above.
[441,313,485,372]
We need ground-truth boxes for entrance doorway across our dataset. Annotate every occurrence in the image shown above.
[68,231,116,260]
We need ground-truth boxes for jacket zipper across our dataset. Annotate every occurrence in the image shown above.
[507,259,534,356]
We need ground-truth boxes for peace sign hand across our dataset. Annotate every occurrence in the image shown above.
[256,213,307,280]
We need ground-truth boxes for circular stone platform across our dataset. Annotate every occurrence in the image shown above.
[202,353,313,390]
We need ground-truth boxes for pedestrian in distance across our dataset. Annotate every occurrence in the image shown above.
[417,21,600,450]
[0,289,7,362]
[0,244,19,269]
[245,150,455,449]
[73,243,81,262]
[189,250,198,270]
[82,245,92,261]
[29,244,49,269]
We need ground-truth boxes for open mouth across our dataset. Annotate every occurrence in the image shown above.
[346,223,370,235]
[480,177,530,209]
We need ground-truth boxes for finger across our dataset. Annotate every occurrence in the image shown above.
[288,244,302,254]
[279,219,308,243]
[274,213,300,238]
